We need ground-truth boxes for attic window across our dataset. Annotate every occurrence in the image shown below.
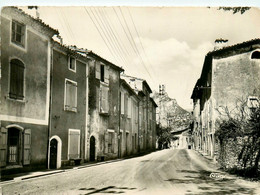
[251,51,260,59]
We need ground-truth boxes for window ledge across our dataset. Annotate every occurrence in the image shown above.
[64,107,77,113]
[100,81,109,87]
[6,95,26,103]
[99,112,109,116]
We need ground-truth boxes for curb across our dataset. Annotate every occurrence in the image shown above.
[0,158,124,184]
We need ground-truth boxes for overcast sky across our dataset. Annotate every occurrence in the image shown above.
[18,6,260,110]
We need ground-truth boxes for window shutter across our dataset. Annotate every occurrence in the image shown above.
[95,61,101,79]
[17,64,24,99]
[105,132,108,153]
[124,94,128,116]
[23,129,31,165]
[128,98,131,118]
[69,130,80,159]
[104,65,109,84]
[0,127,8,167]
[114,133,118,154]
[121,92,124,114]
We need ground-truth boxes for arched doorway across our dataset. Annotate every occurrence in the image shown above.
[50,139,58,169]
[90,136,95,161]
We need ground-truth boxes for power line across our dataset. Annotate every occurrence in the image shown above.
[99,7,131,66]
[127,7,157,78]
[84,7,118,64]
[116,7,154,83]
[93,7,127,66]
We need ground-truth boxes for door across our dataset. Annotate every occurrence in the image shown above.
[7,128,20,165]
[50,139,57,169]
[90,136,95,161]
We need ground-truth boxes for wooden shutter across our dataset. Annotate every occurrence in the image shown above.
[9,59,24,100]
[114,133,118,154]
[23,129,31,165]
[104,65,109,84]
[124,94,128,116]
[95,61,101,79]
[69,130,80,159]
[0,127,8,167]
[121,92,124,114]
[105,132,108,153]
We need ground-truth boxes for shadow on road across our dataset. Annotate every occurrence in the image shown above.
[79,186,136,194]
[165,169,254,195]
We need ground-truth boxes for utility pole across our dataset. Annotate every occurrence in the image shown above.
[158,84,165,127]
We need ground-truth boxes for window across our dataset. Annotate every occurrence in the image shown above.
[68,129,80,159]
[121,92,124,114]
[95,61,109,83]
[251,51,260,59]
[11,20,25,47]
[247,96,259,112]
[108,132,114,153]
[100,64,105,82]
[68,56,76,72]
[9,59,25,100]
[127,97,131,118]
[100,84,109,113]
[65,79,77,112]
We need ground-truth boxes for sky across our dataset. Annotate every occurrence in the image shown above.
[1,1,260,110]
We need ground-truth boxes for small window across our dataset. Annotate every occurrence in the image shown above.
[11,20,25,47]
[68,56,76,72]
[100,84,109,113]
[251,51,260,59]
[100,64,105,82]
[65,79,77,112]
[9,59,25,100]
[120,92,124,114]
[248,97,259,108]
[108,132,114,153]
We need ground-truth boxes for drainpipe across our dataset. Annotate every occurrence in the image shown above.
[118,77,121,158]
[47,41,54,169]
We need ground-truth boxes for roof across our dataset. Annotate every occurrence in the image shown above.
[70,47,124,72]
[53,41,88,61]
[209,38,260,58]
[120,79,140,99]
[2,7,59,36]
[121,74,152,94]
[150,97,158,108]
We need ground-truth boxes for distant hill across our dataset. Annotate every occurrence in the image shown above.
[152,91,192,131]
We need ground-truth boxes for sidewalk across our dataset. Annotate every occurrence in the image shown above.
[0,158,123,184]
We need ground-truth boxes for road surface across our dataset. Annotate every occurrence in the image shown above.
[1,149,259,194]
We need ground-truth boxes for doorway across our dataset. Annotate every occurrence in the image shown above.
[7,128,20,165]
[90,136,95,161]
[50,139,58,169]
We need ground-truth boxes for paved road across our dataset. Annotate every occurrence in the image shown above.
[1,149,259,194]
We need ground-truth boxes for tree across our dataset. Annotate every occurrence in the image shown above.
[215,97,260,177]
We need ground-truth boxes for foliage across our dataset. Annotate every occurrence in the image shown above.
[156,124,177,150]
[218,7,251,14]
[215,97,260,176]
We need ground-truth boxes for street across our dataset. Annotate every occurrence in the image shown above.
[1,149,259,195]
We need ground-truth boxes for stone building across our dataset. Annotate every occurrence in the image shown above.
[49,42,89,168]
[0,7,58,171]
[121,74,157,153]
[191,39,260,160]
[119,79,140,157]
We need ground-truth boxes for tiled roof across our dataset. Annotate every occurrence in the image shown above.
[10,6,59,35]
[69,46,124,72]
[208,38,260,56]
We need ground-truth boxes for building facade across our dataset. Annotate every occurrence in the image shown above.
[0,7,58,170]
[49,42,89,169]
[191,39,260,160]
[119,79,139,157]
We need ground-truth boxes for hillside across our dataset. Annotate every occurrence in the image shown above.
[152,91,192,131]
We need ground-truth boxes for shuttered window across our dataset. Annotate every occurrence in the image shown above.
[68,129,80,159]
[95,61,109,84]
[100,85,109,113]
[121,92,124,114]
[65,79,77,112]
[11,20,25,47]
[9,59,25,100]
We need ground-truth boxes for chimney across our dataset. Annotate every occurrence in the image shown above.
[214,38,228,50]
[28,6,39,19]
